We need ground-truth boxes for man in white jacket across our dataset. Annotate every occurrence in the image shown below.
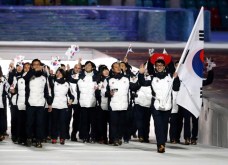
[24,59,52,148]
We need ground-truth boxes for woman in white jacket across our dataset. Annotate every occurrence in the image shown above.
[50,68,74,145]
[13,62,31,145]
[77,61,98,143]
[96,65,110,144]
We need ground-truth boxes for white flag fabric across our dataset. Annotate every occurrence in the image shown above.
[176,7,204,118]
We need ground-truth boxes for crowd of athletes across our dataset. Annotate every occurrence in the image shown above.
[0,53,213,153]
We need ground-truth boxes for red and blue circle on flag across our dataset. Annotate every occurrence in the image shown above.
[192,49,204,78]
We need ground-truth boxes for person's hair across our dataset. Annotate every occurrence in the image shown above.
[31,59,41,66]
[23,62,31,70]
[97,65,109,82]
[57,68,66,78]
[155,59,166,66]
[120,61,132,75]
[111,62,119,69]
[98,65,108,73]
[85,61,96,69]
[61,64,65,67]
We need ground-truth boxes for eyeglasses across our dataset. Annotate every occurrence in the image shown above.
[155,64,164,67]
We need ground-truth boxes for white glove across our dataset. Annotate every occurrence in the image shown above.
[206,58,216,72]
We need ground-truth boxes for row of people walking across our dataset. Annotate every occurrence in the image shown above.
[0,53,214,153]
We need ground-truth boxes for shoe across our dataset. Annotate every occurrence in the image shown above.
[176,139,180,144]
[18,138,23,144]
[157,145,165,153]
[113,141,119,146]
[71,132,77,141]
[60,139,65,145]
[139,137,144,143]
[71,136,77,142]
[46,136,51,141]
[103,139,108,144]
[12,136,17,143]
[191,139,197,145]
[36,142,42,148]
[184,139,190,145]
[26,139,32,147]
[83,139,88,143]
[98,139,104,144]
[52,139,57,144]
[3,132,9,136]
[118,140,122,145]
[90,139,96,144]
[124,140,129,144]
[66,134,70,140]
[143,139,150,143]
[132,133,137,138]
[0,135,5,141]
[171,139,177,144]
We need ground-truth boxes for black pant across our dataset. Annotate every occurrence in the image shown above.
[3,96,7,133]
[79,107,97,140]
[0,108,5,135]
[152,107,171,146]
[17,110,27,142]
[169,112,182,142]
[26,106,45,142]
[65,106,72,138]
[123,106,137,141]
[191,114,199,140]
[134,104,151,140]
[109,110,126,142]
[51,108,67,139]
[179,106,191,140]
[70,104,81,136]
[44,108,52,138]
[96,107,109,142]
[10,105,18,139]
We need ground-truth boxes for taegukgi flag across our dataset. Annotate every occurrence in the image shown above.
[176,7,205,117]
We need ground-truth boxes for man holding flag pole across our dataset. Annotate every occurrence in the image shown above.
[159,6,215,146]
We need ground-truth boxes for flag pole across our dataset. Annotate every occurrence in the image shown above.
[125,44,133,59]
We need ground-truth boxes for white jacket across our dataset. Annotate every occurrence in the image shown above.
[69,73,79,105]
[108,76,130,111]
[152,75,172,111]
[100,80,108,111]
[171,91,179,113]
[52,81,70,109]
[0,77,8,108]
[28,75,47,107]
[135,86,152,108]
[78,72,97,108]
[11,76,17,106]
[16,77,26,110]
[135,75,152,108]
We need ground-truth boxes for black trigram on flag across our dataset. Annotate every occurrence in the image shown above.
[199,30,204,41]
[182,49,189,64]
[200,87,203,98]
